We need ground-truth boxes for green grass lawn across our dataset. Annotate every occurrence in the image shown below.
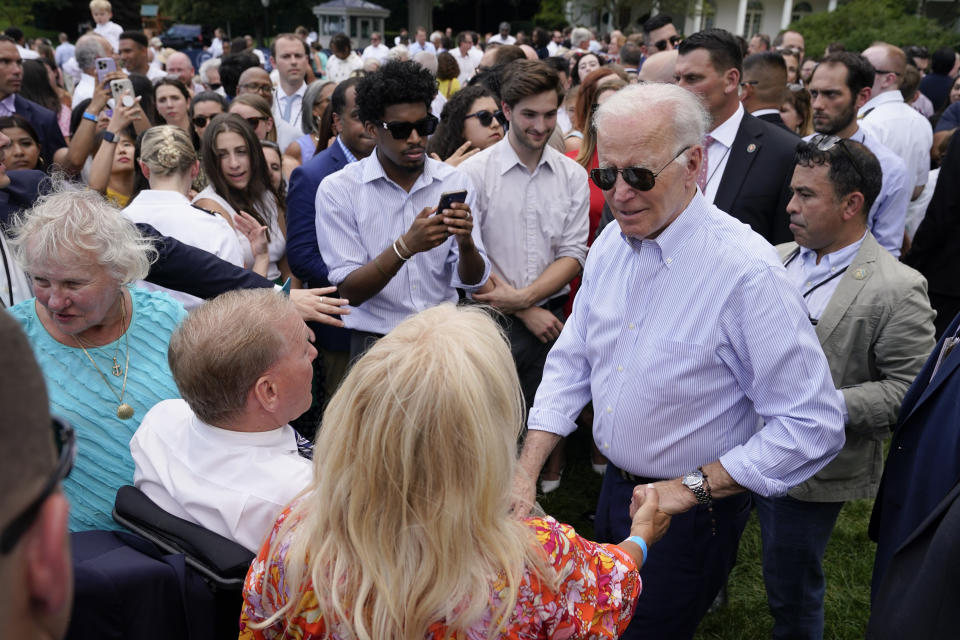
[537,429,873,639]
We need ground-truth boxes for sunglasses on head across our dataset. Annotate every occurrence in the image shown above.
[655,35,683,51]
[590,145,690,191]
[807,134,865,182]
[1,418,75,554]
[465,109,506,127]
[376,114,438,139]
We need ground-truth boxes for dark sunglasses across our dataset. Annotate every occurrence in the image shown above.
[376,114,438,140]
[654,34,683,51]
[590,145,690,191]
[808,134,865,182]
[243,116,269,129]
[465,109,506,128]
[0,418,75,554]
[191,114,217,128]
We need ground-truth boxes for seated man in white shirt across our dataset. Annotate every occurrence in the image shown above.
[131,288,315,553]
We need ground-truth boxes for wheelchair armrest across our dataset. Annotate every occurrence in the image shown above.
[113,485,255,589]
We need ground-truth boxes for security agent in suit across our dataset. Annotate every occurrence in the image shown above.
[0,312,73,640]
[757,138,936,639]
[286,77,376,399]
[676,28,799,244]
[740,51,791,131]
[0,36,67,169]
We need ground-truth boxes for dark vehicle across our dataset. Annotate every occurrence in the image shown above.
[160,24,210,50]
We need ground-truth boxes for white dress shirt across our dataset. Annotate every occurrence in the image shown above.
[361,43,390,63]
[94,21,123,52]
[208,37,223,58]
[529,190,845,495]
[131,399,313,552]
[487,34,516,45]
[72,73,96,106]
[315,154,491,334]
[324,52,363,84]
[123,189,245,308]
[408,41,437,55]
[703,103,745,204]
[859,90,934,191]
[459,137,589,302]
[450,47,481,85]
[272,82,307,130]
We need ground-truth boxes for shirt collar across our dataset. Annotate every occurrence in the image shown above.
[861,90,903,111]
[797,230,868,270]
[336,135,358,164]
[708,102,744,148]
[751,107,780,117]
[0,94,16,115]
[496,135,555,176]
[361,150,442,191]
[277,82,306,100]
[619,188,707,266]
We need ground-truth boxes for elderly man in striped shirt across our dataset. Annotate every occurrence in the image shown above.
[511,82,845,639]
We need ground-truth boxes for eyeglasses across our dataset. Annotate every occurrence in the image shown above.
[243,116,269,129]
[376,114,438,140]
[873,69,901,77]
[739,80,760,88]
[238,82,273,94]
[808,134,865,182]
[654,35,682,51]
[0,418,76,555]
[590,145,690,191]
[464,109,506,127]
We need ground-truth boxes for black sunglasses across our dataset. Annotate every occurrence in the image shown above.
[655,34,683,51]
[590,145,690,191]
[376,114,438,140]
[808,134,865,183]
[191,114,217,128]
[465,109,506,128]
[0,418,76,554]
[243,116,269,129]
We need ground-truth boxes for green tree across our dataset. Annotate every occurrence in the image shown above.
[790,0,956,58]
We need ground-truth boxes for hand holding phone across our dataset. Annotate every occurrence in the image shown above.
[95,57,116,87]
[436,189,468,215]
[110,78,134,106]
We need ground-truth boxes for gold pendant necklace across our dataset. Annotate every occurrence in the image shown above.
[73,293,134,420]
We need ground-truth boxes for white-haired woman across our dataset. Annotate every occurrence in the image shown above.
[7,187,186,532]
[123,125,249,308]
[239,304,670,639]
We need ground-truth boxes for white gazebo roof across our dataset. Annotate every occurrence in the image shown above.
[312,0,389,18]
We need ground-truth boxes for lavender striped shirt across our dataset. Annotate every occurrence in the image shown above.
[315,153,491,334]
[528,191,845,496]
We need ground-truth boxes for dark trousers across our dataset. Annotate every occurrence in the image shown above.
[594,464,752,640]
[754,494,844,640]
[348,329,384,362]
[495,298,564,410]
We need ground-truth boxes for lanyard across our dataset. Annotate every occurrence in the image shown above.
[783,249,849,325]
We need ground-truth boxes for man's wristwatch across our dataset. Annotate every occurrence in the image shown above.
[682,468,713,506]
[101,130,117,144]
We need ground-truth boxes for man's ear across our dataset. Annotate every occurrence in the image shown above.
[841,191,866,222]
[251,373,280,414]
[25,494,72,625]
[724,67,741,95]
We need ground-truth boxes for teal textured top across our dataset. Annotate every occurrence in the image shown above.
[9,287,187,532]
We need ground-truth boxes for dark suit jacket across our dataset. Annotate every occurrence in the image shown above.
[286,140,351,351]
[755,110,791,132]
[869,310,960,595]
[14,94,67,169]
[867,478,960,638]
[714,112,798,244]
[0,170,273,299]
[903,130,960,297]
[286,140,348,286]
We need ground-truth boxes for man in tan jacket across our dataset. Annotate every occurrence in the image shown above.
[757,135,936,640]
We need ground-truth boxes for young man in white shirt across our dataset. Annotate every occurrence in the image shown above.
[361,32,390,64]
[270,33,308,130]
[325,32,363,84]
[407,27,436,55]
[450,31,482,86]
[131,289,315,553]
[460,59,589,492]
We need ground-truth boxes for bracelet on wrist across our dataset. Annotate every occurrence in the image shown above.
[396,235,413,257]
[82,111,98,123]
[392,240,410,262]
[625,535,648,568]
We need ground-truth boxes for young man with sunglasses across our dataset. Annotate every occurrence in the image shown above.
[512,82,844,640]
[315,61,490,358]
[807,51,911,256]
[756,137,935,640]
[642,14,681,56]
[460,59,589,492]
[0,311,74,640]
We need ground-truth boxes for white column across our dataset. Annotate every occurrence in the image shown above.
[781,0,794,30]
[735,0,748,36]
[827,0,838,10]
[696,0,705,31]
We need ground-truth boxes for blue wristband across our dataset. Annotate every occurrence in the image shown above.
[626,535,648,568]
[82,111,98,123]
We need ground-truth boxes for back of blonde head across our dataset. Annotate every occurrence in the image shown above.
[260,304,554,639]
[139,125,196,178]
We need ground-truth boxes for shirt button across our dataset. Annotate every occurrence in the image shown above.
[628,322,635,329]
[806,282,812,287]
[411,284,417,290]
[604,443,610,450]
[617,365,624,372]
[665,257,673,264]
[606,406,613,413]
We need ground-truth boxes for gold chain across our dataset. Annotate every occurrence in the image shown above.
[72,293,134,420]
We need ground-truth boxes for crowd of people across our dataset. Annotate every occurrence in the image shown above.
[2,2,960,638]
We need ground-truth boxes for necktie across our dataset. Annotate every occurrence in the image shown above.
[282,95,294,123]
[697,135,714,193]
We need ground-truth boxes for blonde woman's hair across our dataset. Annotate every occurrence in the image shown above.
[256,304,556,639]
[9,180,155,284]
[140,125,196,178]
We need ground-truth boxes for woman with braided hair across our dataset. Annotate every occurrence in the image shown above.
[123,125,246,308]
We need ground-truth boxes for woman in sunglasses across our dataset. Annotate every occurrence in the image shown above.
[427,85,504,167]
[187,91,227,191]
[194,113,289,283]
[229,94,278,145]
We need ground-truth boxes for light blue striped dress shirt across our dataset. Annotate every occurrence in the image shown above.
[528,191,845,497]
[315,153,491,334]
